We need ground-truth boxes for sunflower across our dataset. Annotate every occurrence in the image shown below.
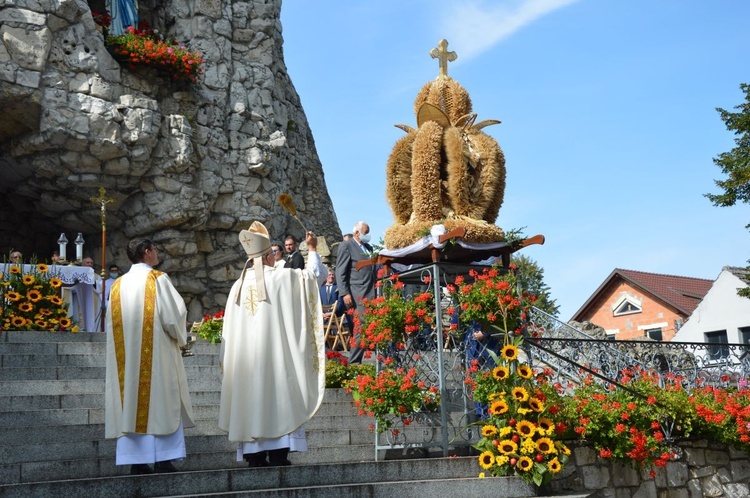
[537,418,555,432]
[18,302,33,313]
[37,263,49,273]
[492,366,510,380]
[34,319,48,328]
[528,397,545,413]
[49,295,63,306]
[27,290,42,302]
[9,265,21,274]
[498,439,518,455]
[49,277,63,289]
[11,316,26,327]
[22,275,35,285]
[500,344,518,361]
[548,457,562,473]
[512,387,529,402]
[536,437,555,454]
[59,317,72,329]
[482,425,498,437]
[516,364,533,379]
[556,442,571,456]
[517,456,533,472]
[489,399,508,415]
[6,291,21,302]
[516,420,536,438]
[478,450,495,469]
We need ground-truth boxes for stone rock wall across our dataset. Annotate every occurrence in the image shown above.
[0,0,341,318]
[549,440,750,498]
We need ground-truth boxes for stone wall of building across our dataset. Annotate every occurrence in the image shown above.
[549,440,750,498]
[0,0,341,318]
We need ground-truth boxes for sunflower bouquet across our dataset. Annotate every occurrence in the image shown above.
[469,335,569,487]
[0,263,76,332]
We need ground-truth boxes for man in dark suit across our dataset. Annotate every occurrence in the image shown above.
[335,221,377,364]
[283,235,305,269]
[320,268,345,322]
[320,269,339,307]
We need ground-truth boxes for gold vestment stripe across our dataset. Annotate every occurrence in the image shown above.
[135,270,161,433]
[110,279,125,404]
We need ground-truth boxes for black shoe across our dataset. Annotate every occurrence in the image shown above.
[130,464,154,475]
[244,452,269,468]
[154,460,179,473]
[268,448,291,466]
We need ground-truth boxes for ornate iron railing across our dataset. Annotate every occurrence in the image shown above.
[526,307,750,391]
[369,271,750,457]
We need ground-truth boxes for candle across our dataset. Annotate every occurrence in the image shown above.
[75,233,84,261]
[57,233,68,262]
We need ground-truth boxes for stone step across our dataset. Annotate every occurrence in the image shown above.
[0,441,387,485]
[0,352,220,368]
[183,477,544,498]
[0,364,220,382]
[0,389,360,414]
[0,416,383,446]
[0,456,497,494]
[0,331,107,343]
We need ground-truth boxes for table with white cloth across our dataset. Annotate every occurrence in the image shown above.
[20,264,100,332]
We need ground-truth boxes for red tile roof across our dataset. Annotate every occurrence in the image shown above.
[572,268,714,320]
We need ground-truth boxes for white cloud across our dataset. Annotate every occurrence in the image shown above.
[438,0,581,61]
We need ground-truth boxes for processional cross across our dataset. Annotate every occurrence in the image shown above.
[90,187,115,332]
[430,39,457,78]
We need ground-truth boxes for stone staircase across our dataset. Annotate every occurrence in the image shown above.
[0,330,589,497]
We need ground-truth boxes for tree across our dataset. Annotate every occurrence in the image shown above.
[706,83,750,220]
[510,254,560,317]
[706,83,750,298]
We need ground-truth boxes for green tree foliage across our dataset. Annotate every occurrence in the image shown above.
[510,254,560,317]
[706,83,750,298]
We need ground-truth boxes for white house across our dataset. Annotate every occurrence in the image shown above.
[673,266,750,356]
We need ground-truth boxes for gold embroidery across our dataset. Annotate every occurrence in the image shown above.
[135,270,159,433]
[244,287,259,314]
[307,280,321,374]
[110,279,125,404]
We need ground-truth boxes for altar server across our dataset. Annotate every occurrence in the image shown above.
[104,238,194,475]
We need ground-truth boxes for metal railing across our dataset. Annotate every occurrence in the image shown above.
[370,275,750,457]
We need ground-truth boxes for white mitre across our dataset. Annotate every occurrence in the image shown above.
[237,221,272,304]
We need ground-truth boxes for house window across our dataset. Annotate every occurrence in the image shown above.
[740,326,750,345]
[646,328,662,341]
[705,330,729,360]
[613,300,641,316]
[740,327,750,355]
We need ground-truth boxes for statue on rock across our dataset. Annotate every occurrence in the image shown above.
[384,39,507,249]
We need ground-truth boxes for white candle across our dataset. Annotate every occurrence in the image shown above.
[58,233,68,261]
[75,233,84,261]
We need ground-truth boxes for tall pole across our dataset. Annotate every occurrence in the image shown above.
[90,187,114,332]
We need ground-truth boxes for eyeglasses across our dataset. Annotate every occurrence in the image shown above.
[271,250,279,254]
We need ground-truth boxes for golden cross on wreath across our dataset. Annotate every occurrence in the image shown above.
[430,39,457,79]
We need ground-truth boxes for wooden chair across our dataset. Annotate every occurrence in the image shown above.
[323,301,340,350]
[332,312,350,352]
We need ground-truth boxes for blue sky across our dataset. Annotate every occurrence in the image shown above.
[280,0,749,320]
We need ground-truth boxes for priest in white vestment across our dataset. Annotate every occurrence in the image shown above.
[105,238,195,475]
[219,222,326,467]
